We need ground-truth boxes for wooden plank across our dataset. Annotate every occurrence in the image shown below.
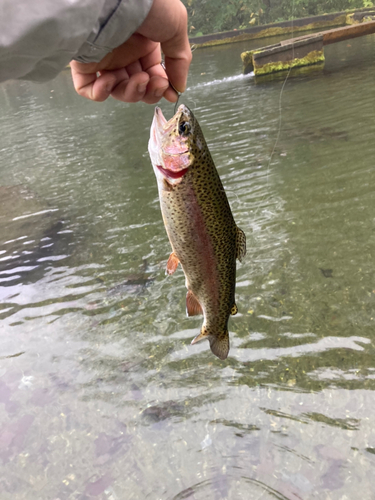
[278,20,375,47]
[253,36,323,64]
[322,20,375,44]
[189,11,348,46]
[241,15,375,75]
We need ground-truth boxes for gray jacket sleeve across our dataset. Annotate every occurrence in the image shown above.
[0,0,153,83]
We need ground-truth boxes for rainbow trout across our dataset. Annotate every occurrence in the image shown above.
[148,105,246,360]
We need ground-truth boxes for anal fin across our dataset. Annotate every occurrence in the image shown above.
[186,290,203,316]
[166,252,179,275]
[191,328,209,344]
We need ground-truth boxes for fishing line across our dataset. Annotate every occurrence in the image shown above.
[265,1,295,182]
[160,59,181,113]
[189,97,198,113]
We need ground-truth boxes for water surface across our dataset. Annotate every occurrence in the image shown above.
[1,33,375,499]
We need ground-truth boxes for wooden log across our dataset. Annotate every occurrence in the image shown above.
[242,19,375,75]
[190,11,347,48]
[322,20,375,44]
[279,19,375,46]
[250,35,324,75]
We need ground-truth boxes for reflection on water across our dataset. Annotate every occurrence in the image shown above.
[0,34,375,499]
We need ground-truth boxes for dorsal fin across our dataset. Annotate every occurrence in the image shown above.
[236,227,246,262]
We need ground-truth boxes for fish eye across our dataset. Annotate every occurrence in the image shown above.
[178,121,191,136]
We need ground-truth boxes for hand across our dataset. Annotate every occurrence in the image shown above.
[70,0,192,104]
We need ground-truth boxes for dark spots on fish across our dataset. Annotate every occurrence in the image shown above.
[156,106,244,360]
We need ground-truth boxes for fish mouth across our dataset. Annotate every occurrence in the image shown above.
[149,106,190,181]
[153,105,189,147]
[154,104,187,128]
[156,164,189,179]
[153,106,167,131]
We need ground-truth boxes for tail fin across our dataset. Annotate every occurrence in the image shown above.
[209,332,229,360]
[191,328,230,360]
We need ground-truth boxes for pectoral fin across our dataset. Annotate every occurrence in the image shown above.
[236,227,246,262]
[186,290,203,316]
[166,252,179,275]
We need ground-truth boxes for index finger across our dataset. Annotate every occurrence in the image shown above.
[162,33,192,94]
[136,0,192,94]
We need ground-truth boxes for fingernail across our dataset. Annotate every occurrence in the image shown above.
[154,87,168,97]
[137,82,148,93]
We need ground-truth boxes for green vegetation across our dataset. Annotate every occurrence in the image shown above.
[252,48,325,75]
[182,0,372,36]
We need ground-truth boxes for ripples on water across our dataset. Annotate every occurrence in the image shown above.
[0,34,375,499]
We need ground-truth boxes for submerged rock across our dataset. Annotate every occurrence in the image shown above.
[0,185,69,282]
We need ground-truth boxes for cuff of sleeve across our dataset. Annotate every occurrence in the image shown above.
[74,0,153,63]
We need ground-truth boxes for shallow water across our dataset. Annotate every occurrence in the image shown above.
[1,33,375,499]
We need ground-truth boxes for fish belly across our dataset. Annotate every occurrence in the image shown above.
[159,178,236,327]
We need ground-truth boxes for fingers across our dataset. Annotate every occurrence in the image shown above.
[163,44,192,95]
[70,0,191,105]
[71,63,170,104]
[70,2,191,105]
[110,71,151,103]
[70,62,115,102]
[71,36,170,104]
[137,0,192,93]
[138,43,179,103]
[110,72,172,104]
[71,62,152,104]
[71,55,178,104]
[142,63,178,103]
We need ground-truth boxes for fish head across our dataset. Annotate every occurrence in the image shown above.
[149,105,198,187]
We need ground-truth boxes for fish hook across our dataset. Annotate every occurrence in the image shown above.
[160,60,181,114]
[161,44,196,114]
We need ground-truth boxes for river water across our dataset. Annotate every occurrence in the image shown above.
[0,33,375,500]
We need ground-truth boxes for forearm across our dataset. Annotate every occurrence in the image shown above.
[0,0,153,83]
